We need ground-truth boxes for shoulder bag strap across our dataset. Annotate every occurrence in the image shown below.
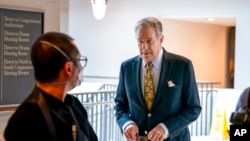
[28,89,57,141]
[37,92,57,141]
[68,106,88,141]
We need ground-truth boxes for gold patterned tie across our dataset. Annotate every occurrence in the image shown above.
[144,62,155,110]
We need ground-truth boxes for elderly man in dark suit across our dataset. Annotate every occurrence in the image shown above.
[114,17,201,141]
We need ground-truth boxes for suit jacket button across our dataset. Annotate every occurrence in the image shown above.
[148,113,152,117]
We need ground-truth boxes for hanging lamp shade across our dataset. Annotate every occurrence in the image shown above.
[91,0,108,20]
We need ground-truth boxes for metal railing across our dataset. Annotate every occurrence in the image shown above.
[189,81,220,136]
[71,90,123,141]
[70,81,219,141]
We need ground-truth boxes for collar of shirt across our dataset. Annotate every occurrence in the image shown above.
[142,47,163,71]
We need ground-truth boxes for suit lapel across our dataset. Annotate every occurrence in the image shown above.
[133,57,147,108]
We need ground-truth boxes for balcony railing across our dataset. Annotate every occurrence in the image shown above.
[71,89,123,141]
[70,81,219,141]
[189,81,220,136]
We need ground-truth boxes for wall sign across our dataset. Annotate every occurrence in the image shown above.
[0,7,44,106]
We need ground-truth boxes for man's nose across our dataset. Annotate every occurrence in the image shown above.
[141,42,149,49]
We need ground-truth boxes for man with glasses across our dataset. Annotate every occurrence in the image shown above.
[4,32,98,141]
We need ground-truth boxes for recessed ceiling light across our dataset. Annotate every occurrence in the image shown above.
[208,18,215,21]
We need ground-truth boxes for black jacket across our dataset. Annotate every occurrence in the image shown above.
[4,86,98,141]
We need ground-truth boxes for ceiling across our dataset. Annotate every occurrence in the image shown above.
[164,17,236,27]
[184,17,235,27]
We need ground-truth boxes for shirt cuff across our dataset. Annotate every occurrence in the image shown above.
[122,120,135,131]
[159,123,169,139]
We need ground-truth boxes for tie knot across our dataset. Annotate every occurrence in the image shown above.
[146,62,153,69]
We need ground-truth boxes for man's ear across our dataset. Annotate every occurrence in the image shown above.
[64,62,73,76]
[160,34,164,44]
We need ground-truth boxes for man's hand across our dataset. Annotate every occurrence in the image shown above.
[148,124,166,141]
[123,123,139,141]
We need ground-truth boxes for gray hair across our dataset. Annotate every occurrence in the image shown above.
[134,17,163,38]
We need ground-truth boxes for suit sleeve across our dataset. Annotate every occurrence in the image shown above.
[163,61,202,137]
[114,63,132,133]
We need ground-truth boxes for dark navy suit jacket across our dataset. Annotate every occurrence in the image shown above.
[114,49,201,141]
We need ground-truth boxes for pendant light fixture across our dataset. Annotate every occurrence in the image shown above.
[91,0,108,20]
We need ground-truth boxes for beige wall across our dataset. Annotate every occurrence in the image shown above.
[163,19,228,88]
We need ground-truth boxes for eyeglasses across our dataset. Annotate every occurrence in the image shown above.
[40,41,88,68]
[70,56,88,68]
